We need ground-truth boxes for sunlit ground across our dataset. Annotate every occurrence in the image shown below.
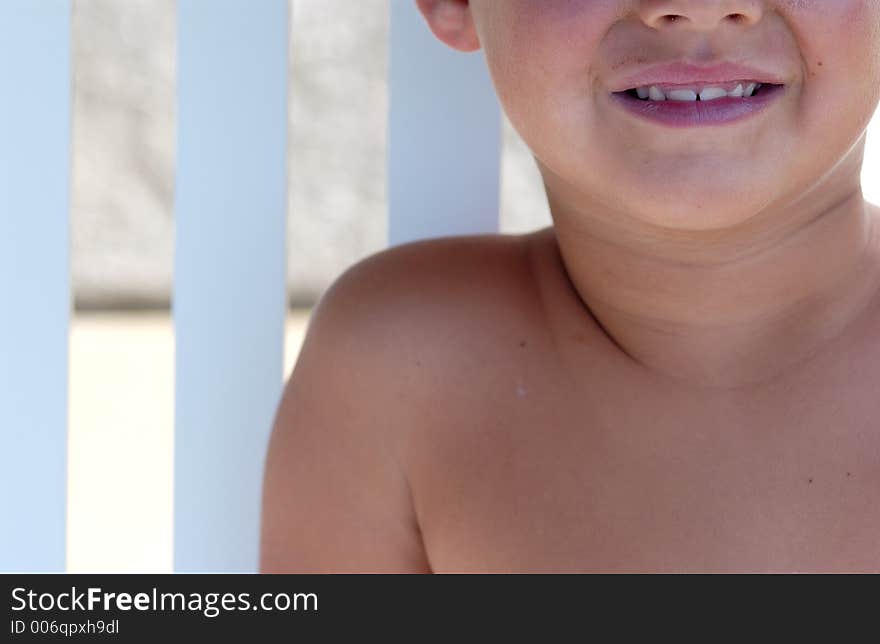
[66,308,312,572]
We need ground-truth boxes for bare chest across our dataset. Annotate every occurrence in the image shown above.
[409,358,880,573]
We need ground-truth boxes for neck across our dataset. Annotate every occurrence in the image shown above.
[543,161,880,391]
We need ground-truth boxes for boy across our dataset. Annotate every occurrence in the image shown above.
[260,0,880,572]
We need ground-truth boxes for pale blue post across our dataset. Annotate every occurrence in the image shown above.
[174,0,289,572]
[387,0,502,245]
[0,0,72,573]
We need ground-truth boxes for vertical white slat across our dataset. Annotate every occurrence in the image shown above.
[174,0,288,572]
[388,0,501,245]
[0,0,71,573]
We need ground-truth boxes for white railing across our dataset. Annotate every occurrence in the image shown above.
[388,0,500,243]
[0,0,500,572]
[0,0,72,573]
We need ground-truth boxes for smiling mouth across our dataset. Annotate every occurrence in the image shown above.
[614,81,784,102]
[608,80,787,128]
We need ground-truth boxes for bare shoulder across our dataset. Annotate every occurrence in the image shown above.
[322,231,541,327]
[308,231,556,379]
[259,230,547,572]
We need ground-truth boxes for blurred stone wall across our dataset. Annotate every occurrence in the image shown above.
[70,0,552,310]
[72,0,176,310]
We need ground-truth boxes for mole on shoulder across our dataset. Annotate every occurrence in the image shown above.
[808,478,813,484]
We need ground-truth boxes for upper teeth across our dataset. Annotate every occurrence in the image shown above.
[634,82,761,101]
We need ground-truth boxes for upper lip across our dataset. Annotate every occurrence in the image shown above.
[608,61,788,92]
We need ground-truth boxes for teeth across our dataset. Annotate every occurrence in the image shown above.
[632,82,765,101]
[698,87,728,101]
[648,85,666,101]
[667,88,697,101]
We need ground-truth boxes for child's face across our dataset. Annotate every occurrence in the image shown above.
[464,1,880,232]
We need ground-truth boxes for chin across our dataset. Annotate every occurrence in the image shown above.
[620,174,770,232]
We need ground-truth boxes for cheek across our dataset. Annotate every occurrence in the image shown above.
[787,1,880,122]
[480,1,618,130]
[857,2,880,83]
[480,0,617,89]
[784,0,878,68]
[510,0,620,55]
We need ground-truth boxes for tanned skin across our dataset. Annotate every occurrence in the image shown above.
[261,0,880,572]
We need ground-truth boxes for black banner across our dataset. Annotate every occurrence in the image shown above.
[1,573,870,640]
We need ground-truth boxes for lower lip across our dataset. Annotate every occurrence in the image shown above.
[609,85,785,128]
